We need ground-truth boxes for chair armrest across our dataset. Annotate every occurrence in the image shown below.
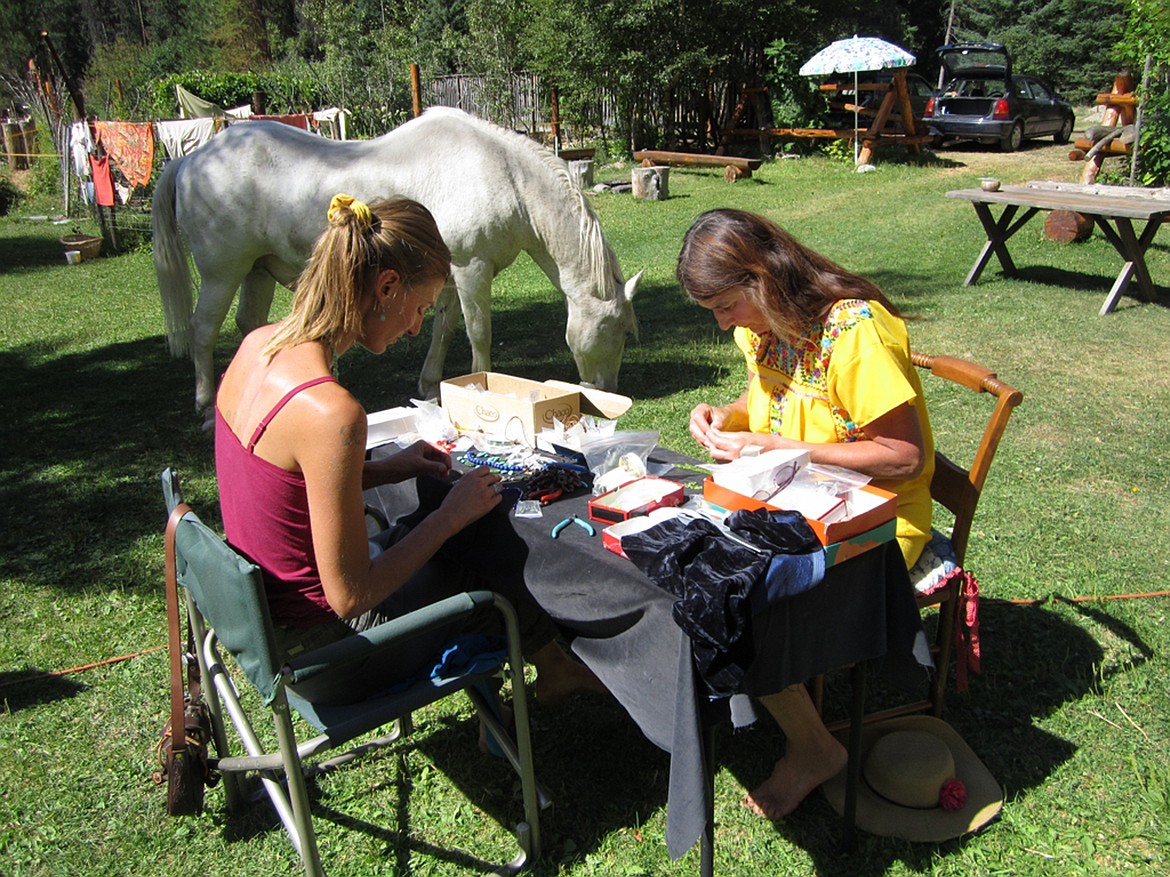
[282,590,501,685]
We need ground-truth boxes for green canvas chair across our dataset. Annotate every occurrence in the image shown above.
[160,468,545,875]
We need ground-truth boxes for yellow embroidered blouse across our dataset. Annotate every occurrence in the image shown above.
[734,299,934,567]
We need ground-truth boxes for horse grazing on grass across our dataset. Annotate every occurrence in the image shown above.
[152,107,641,424]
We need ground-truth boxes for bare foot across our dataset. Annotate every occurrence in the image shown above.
[534,660,610,707]
[743,737,848,820]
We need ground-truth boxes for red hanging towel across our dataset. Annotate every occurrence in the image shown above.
[93,121,155,189]
[90,155,116,207]
[247,113,310,130]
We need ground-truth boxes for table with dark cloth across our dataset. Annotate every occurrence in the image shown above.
[366,446,927,862]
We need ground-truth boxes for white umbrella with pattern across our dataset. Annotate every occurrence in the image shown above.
[800,36,917,164]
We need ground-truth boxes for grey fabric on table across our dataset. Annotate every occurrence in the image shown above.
[365,448,927,861]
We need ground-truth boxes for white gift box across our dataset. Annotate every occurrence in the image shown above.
[710,448,810,499]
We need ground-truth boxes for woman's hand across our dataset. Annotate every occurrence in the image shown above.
[366,440,452,488]
[701,427,786,462]
[689,403,728,450]
[691,397,757,461]
[399,439,453,480]
[436,466,503,531]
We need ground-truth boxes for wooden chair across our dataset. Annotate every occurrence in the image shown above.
[816,352,1024,725]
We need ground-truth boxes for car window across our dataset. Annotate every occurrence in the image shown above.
[1013,78,1032,99]
[1027,79,1052,100]
[909,78,934,97]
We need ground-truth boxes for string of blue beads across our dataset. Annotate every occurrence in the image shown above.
[461,449,529,474]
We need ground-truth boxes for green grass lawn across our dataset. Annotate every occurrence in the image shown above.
[2,138,1169,876]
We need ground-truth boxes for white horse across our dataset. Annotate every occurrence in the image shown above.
[152,107,640,423]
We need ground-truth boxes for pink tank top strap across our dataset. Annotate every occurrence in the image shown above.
[247,376,339,452]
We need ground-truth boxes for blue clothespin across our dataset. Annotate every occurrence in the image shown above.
[551,515,596,538]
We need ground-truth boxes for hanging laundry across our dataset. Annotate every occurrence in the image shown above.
[90,155,116,207]
[175,83,226,119]
[156,117,218,159]
[68,122,93,177]
[94,121,155,189]
[246,113,310,131]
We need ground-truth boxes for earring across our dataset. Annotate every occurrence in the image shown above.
[379,306,386,322]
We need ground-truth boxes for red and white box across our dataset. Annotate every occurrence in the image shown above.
[588,477,685,524]
[702,477,896,546]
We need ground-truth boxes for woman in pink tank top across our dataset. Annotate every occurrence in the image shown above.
[215,194,606,710]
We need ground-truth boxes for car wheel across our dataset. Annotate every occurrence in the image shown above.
[1054,115,1074,144]
[1000,121,1023,152]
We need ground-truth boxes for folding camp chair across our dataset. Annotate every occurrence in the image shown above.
[160,468,545,876]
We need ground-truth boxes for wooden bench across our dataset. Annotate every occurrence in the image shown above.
[633,149,764,181]
[557,147,596,161]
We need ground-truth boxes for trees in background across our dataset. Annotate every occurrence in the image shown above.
[2,0,1166,183]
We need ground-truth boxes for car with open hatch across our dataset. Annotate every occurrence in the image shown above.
[922,42,1075,151]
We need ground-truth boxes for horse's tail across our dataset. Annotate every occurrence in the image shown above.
[151,158,193,358]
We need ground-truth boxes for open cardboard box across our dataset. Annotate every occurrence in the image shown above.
[588,477,685,524]
[702,476,896,546]
[440,372,631,442]
[365,406,418,449]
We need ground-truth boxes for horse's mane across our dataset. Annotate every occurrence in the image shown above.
[421,108,620,299]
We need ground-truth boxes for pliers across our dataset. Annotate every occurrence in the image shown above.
[551,515,596,539]
[528,486,564,506]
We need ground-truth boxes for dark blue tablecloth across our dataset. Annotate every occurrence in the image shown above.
[366,447,927,860]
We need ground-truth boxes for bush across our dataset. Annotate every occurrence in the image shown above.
[1135,84,1170,186]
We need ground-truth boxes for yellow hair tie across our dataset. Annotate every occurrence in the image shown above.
[327,193,374,231]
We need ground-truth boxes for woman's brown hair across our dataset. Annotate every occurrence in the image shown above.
[676,208,899,338]
[264,197,451,358]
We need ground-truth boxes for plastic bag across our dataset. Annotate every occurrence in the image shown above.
[580,431,659,494]
[410,398,458,444]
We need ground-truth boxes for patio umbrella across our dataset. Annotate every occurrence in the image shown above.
[800,36,916,164]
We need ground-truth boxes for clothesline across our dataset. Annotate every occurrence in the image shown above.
[68,108,350,208]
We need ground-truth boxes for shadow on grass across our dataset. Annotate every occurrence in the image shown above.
[418,695,673,872]
[0,337,214,590]
[0,670,86,711]
[708,597,1117,875]
[0,228,72,273]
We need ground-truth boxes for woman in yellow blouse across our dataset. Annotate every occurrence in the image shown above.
[677,208,934,820]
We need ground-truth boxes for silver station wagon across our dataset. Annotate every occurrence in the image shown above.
[923,42,1075,151]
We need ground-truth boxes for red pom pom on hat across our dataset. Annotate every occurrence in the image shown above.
[939,778,967,811]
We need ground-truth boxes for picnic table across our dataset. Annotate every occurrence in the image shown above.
[946,181,1170,314]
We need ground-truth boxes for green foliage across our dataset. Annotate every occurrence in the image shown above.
[949,0,1128,103]
[143,69,326,120]
[1114,0,1170,185]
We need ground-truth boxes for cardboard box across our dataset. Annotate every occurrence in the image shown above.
[440,372,632,442]
[365,406,418,449]
[702,476,897,546]
[709,448,810,499]
[588,477,685,523]
[823,517,897,567]
[601,515,661,558]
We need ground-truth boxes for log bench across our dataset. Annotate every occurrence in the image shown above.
[557,147,596,161]
[633,149,764,181]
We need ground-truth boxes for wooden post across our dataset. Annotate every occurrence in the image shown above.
[410,64,422,118]
[631,165,669,200]
[550,86,561,154]
[568,159,593,189]
[1082,72,1134,184]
